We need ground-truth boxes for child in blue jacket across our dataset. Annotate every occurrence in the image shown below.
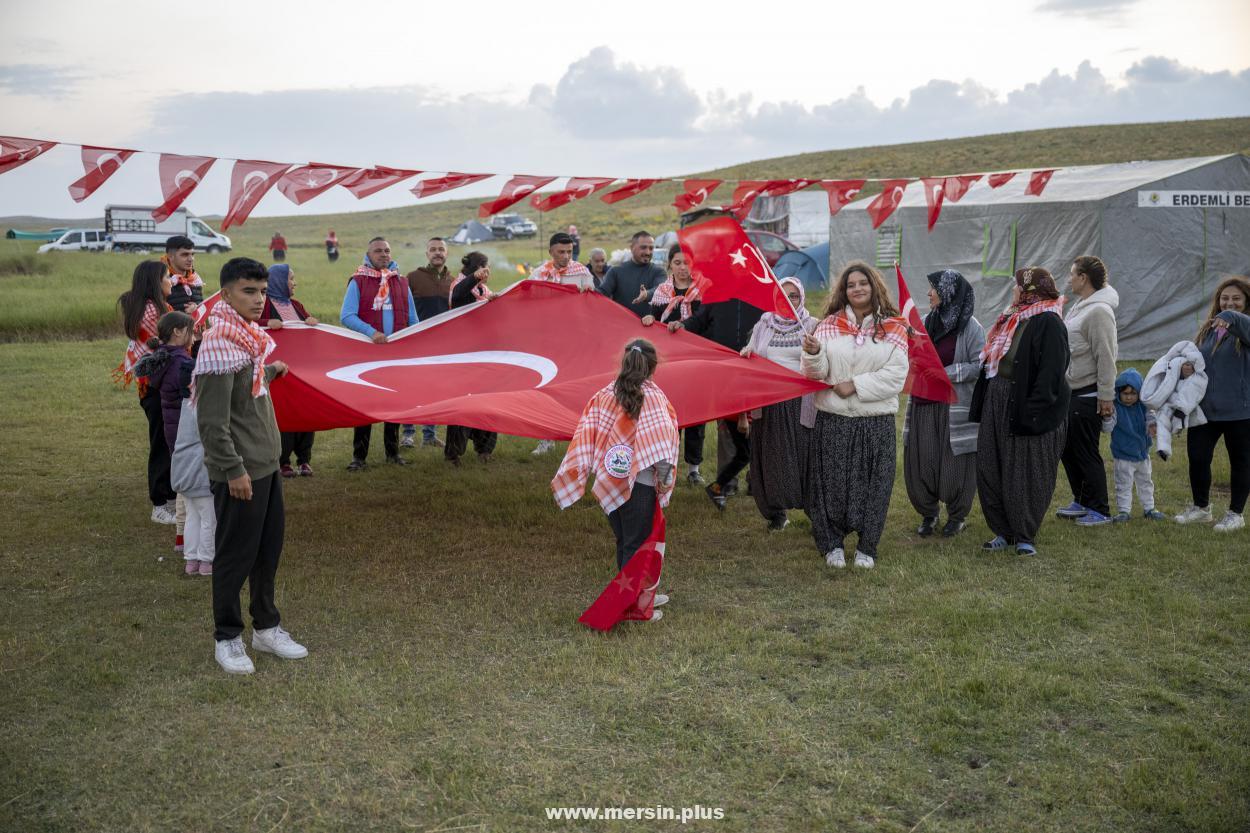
[1102,368,1166,522]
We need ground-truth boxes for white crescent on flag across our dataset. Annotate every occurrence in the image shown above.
[326,350,559,392]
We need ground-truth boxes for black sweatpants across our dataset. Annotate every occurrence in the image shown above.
[683,423,705,467]
[1060,389,1109,515]
[715,420,751,488]
[280,432,315,466]
[140,389,176,507]
[444,425,498,460]
[1188,418,1250,513]
[607,483,657,570]
[353,422,399,461]
[211,473,284,642]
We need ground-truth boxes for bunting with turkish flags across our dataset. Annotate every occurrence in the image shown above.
[673,178,722,211]
[277,163,361,205]
[865,179,912,229]
[678,217,795,317]
[68,146,134,202]
[531,177,615,211]
[0,136,57,177]
[1026,169,1056,196]
[578,499,665,631]
[479,175,557,217]
[921,177,946,232]
[818,179,866,217]
[895,264,956,404]
[725,180,770,221]
[987,172,1016,188]
[942,174,982,202]
[221,160,292,230]
[600,178,660,204]
[341,166,422,199]
[410,172,494,198]
[153,154,216,222]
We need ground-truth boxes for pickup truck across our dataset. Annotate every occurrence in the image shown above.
[105,205,231,252]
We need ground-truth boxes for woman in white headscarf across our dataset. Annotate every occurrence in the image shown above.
[740,277,817,531]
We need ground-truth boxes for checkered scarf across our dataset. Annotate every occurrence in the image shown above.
[981,297,1066,379]
[191,301,276,403]
[552,380,680,514]
[813,306,909,351]
[114,300,162,394]
[650,273,709,322]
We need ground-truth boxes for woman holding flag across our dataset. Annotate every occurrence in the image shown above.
[552,339,679,629]
[801,262,910,569]
[903,270,986,538]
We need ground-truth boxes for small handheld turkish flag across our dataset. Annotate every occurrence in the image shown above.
[153,154,216,222]
[896,264,956,404]
[678,217,795,317]
[578,500,665,631]
[68,146,135,203]
[479,175,557,217]
[221,160,293,230]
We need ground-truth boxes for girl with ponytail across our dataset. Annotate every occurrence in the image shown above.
[552,339,680,629]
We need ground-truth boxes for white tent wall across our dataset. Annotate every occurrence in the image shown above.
[827,154,1250,360]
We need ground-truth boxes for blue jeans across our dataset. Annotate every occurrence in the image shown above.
[402,425,437,441]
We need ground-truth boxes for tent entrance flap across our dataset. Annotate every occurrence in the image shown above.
[982,220,1017,278]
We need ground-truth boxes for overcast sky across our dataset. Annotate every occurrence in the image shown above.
[1,0,1247,219]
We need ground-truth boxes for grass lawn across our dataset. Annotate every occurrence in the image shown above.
[1,320,1248,828]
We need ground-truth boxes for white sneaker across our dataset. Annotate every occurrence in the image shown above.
[531,439,555,456]
[853,551,875,569]
[399,435,416,448]
[252,626,308,659]
[150,504,176,524]
[1214,511,1245,532]
[648,609,664,623]
[826,548,846,568]
[653,593,669,607]
[215,637,254,674]
[1174,505,1213,524]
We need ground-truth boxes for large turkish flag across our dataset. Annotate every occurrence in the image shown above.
[267,280,823,437]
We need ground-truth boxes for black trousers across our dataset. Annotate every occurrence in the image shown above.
[211,473,284,641]
[445,425,498,460]
[1060,390,1109,515]
[607,483,656,570]
[683,423,705,467]
[1188,418,1250,513]
[353,423,399,461]
[715,419,751,488]
[140,389,176,507]
[280,432,315,466]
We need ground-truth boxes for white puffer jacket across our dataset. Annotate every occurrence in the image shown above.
[801,327,909,417]
[1141,340,1209,460]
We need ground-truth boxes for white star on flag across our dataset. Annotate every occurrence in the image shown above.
[729,248,748,268]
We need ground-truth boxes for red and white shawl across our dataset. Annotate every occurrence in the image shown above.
[981,297,1066,379]
[530,259,593,290]
[353,265,398,311]
[813,306,910,351]
[552,380,680,514]
[650,273,709,322]
[115,300,161,392]
[191,301,276,402]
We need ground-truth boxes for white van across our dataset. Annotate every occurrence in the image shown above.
[104,205,232,253]
[38,228,110,253]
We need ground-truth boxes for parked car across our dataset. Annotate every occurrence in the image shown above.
[38,228,110,253]
[746,230,799,267]
[490,213,538,240]
[105,205,231,253]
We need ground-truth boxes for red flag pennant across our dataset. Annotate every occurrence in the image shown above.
[410,172,493,199]
[531,177,615,212]
[896,264,956,404]
[678,217,795,317]
[68,146,135,202]
[1025,169,1056,196]
[942,174,982,203]
[762,178,819,198]
[0,136,57,177]
[921,177,946,232]
[725,180,771,221]
[987,172,1016,188]
[578,500,665,630]
[340,165,421,199]
[153,154,216,222]
[865,179,911,229]
[600,178,660,204]
[818,179,867,217]
[277,163,362,205]
[673,178,722,211]
[479,175,557,218]
[221,159,292,230]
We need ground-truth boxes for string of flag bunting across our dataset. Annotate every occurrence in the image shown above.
[0,134,1058,232]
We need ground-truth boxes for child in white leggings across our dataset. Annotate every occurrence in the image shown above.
[1102,369,1166,522]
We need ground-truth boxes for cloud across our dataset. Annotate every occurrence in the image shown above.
[0,64,84,97]
[1034,0,1139,18]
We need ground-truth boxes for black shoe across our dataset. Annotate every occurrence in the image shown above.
[478,453,492,464]
[705,483,727,511]
[346,459,366,472]
[385,455,409,466]
[722,480,739,498]
[446,455,461,467]
[767,515,789,532]
[941,519,967,537]
[917,516,938,537]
